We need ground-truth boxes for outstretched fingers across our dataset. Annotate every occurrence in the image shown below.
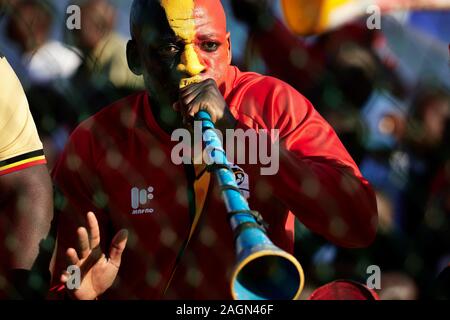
[61,248,80,283]
[77,226,90,259]
[86,211,101,249]
[76,212,101,260]
[108,229,129,269]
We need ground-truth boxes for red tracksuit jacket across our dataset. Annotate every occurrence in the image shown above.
[51,66,377,299]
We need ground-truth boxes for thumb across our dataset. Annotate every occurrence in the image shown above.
[108,229,129,268]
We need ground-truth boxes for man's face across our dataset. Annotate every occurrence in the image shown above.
[72,0,116,53]
[6,3,48,52]
[131,0,231,104]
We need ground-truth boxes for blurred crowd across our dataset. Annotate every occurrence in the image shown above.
[233,1,449,299]
[1,0,144,168]
[0,0,449,299]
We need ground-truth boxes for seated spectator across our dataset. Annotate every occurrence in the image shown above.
[5,0,81,86]
[66,0,144,90]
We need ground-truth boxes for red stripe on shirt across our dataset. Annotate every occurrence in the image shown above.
[0,159,47,176]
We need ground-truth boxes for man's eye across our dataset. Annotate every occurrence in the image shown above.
[159,45,180,56]
[201,41,219,52]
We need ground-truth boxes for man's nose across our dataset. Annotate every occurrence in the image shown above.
[177,44,206,76]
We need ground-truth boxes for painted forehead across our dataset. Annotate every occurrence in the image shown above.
[159,0,227,39]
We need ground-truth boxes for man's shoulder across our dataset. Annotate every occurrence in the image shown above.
[230,67,310,118]
[233,68,305,101]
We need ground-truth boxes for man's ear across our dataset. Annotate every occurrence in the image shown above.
[226,32,232,65]
[126,40,143,75]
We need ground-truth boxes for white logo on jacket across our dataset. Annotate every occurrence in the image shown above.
[130,186,154,214]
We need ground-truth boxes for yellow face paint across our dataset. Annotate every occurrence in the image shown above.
[160,0,205,88]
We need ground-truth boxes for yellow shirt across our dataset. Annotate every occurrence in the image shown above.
[0,55,46,175]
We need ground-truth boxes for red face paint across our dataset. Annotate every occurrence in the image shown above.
[192,0,231,89]
[134,0,232,102]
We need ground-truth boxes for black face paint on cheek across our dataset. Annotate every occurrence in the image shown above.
[132,1,185,102]
[142,48,181,103]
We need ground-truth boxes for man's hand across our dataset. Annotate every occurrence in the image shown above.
[60,212,128,300]
[175,78,237,131]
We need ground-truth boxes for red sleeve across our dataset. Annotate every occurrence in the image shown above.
[234,77,378,248]
[48,120,110,298]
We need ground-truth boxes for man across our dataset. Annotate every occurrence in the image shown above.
[2,0,82,170]
[0,52,53,299]
[66,0,144,90]
[5,0,81,86]
[51,0,377,299]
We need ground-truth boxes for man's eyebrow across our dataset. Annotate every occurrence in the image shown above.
[148,34,181,46]
[197,33,220,40]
